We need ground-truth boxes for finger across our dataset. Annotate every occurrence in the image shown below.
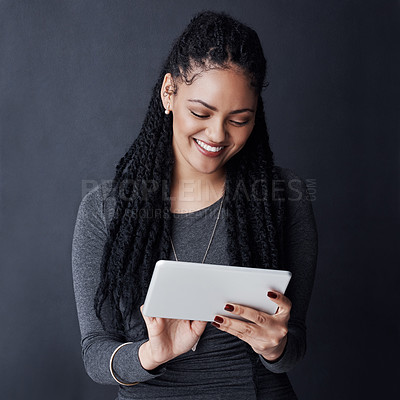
[191,320,207,336]
[221,303,270,326]
[212,315,259,345]
[140,304,156,323]
[140,304,148,318]
[266,291,292,316]
[212,315,286,353]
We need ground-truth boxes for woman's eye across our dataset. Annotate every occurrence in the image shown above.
[191,111,209,118]
[231,120,249,126]
[190,111,249,126]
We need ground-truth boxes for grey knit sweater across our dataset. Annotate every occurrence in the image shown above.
[71,167,318,399]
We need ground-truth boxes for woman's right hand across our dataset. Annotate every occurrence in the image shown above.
[138,304,207,370]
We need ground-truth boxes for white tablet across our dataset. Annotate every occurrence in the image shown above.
[143,260,292,322]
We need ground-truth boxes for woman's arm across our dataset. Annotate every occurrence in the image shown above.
[258,167,318,373]
[71,183,167,385]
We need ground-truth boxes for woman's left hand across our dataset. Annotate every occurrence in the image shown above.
[212,290,291,361]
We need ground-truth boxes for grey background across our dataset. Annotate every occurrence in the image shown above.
[1,0,398,399]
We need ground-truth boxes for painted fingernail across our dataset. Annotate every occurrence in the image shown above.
[214,316,224,324]
[212,322,220,328]
[267,291,278,299]
[224,304,234,312]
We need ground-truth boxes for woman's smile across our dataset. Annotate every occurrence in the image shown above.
[193,138,227,157]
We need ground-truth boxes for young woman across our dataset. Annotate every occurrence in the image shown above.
[72,10,317,400]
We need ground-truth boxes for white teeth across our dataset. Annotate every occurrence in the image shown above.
[194,139,224,152]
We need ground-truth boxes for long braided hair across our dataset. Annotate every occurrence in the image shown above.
[94,11,286,344]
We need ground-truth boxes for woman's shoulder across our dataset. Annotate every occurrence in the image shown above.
[273,165,311,199]
[80,180,114,208]
[272,165,316,225]
[78,180,117,228]
[273,165,305,184]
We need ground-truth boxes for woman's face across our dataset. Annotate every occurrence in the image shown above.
[161,67,258,178]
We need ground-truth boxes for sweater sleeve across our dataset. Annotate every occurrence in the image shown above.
[258,167,318,373]
[71,184,167,385]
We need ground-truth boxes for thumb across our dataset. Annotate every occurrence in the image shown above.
[191,320,207,334]
[140,304,154,323]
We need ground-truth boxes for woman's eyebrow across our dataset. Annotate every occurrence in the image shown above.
[187,99,255,114]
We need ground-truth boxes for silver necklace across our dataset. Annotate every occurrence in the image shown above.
[169,190,225,264]
[169,190,225,352]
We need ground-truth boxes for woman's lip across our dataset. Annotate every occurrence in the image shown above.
[193,138,226,157]
[194,138,227,147]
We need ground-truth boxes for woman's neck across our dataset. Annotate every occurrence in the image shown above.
[170,166,226,213]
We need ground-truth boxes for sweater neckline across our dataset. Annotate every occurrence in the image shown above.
[171,195,224,217]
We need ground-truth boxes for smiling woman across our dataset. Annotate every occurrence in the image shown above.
[72,10,317,400]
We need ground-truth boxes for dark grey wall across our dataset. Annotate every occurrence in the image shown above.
[1,1,398,399]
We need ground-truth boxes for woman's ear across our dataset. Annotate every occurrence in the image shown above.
[160,73,175,113]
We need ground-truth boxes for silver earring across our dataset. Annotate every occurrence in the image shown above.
[165,103,171,115]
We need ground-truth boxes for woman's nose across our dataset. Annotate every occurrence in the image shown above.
[205,119,226,144]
